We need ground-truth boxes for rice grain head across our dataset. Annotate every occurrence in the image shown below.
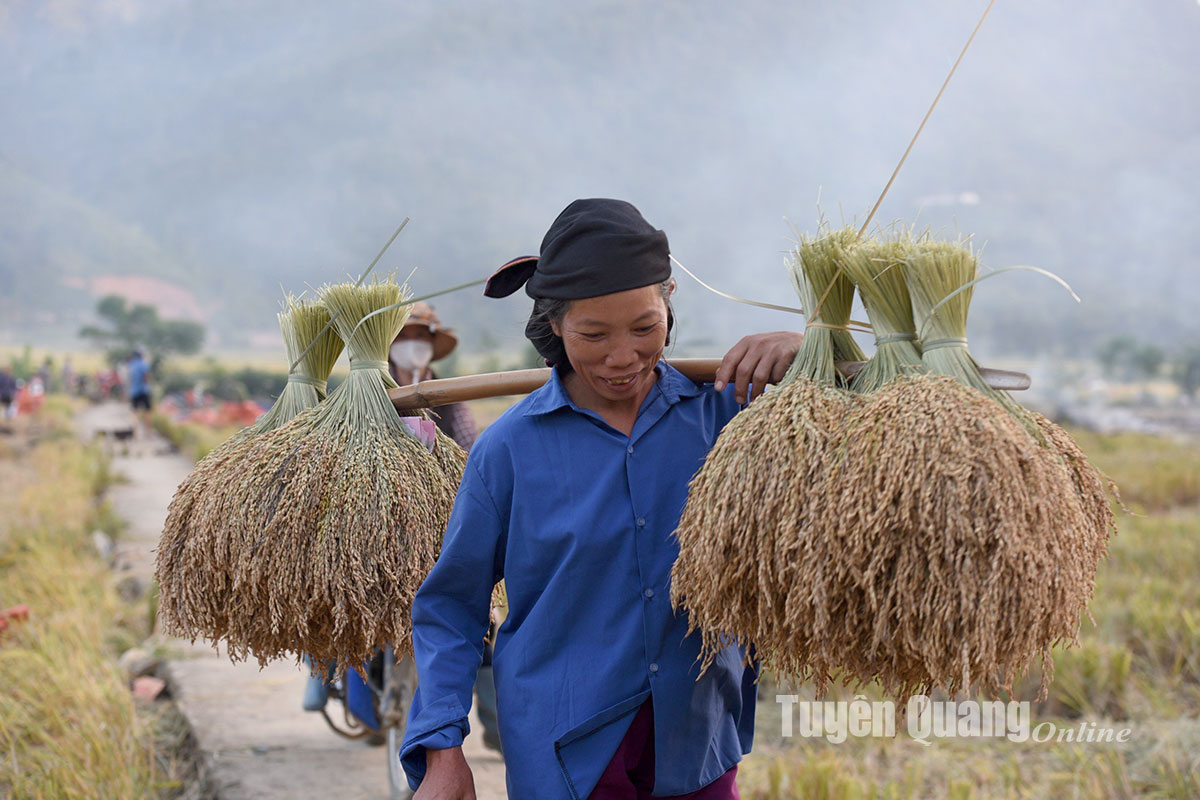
[672,379,862,676]
[156,295,343,641]
[217,278,468,674]
[806,376,1100,698]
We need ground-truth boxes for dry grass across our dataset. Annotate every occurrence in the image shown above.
[0,400,164,798]
[742,722,1200,800]
[466,396,523,431]
[1063,429,1200,513]
[151,414,240,462]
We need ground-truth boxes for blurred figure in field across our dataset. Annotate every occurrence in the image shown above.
[62,357,75,396]
[127,348,153,437]
[0,365,16,420]
[38,358,53,393]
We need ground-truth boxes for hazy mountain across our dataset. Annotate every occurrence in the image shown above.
[2,0,1198,359]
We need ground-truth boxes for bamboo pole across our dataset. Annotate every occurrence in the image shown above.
[389,358,1031,411]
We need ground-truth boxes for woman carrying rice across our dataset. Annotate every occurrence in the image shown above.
[401,198,802,799]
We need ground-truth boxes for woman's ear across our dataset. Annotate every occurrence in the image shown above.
[668,279,677,298]
[550,318,562,338]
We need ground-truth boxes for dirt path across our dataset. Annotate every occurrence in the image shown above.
[76,402,507,799]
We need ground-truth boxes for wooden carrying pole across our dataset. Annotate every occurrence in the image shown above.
[389,358,1031,411]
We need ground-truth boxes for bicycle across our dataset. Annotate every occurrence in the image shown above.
[309,646,418,800]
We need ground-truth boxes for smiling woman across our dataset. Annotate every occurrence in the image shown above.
[399,198,804,800]
[546,281,673,435]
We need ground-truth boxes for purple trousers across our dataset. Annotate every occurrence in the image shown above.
[586,700,740,800]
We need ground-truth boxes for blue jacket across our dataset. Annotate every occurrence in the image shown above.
[401,362,757,799]
[129,355,150,397]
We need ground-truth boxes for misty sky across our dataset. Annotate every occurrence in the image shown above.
[1,0,1198,360]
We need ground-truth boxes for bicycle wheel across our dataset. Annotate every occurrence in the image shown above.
[382,650,418,800]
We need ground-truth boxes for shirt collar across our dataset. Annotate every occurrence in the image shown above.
[523,360,703,417]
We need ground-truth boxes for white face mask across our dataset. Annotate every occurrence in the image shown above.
[390,339,434,373]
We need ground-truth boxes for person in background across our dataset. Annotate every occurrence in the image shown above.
[389,303,498,751]
[61,357,75,396]
[38,357,54,393]
[389,302,477,450]
[127,348,153,437]
[0,365,17,421]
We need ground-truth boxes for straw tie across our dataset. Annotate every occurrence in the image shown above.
[922,337,970,352]
[349,360,389,371]
[287,374,327,391]
[805,321,853,332]
[874,333,917,346]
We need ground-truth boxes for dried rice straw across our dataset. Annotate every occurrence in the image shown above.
[673,228,864,675]
[222,278,466,674]
[157,296,344,643]
[843,235,925,392]
[902,237,1116,561]
[901,238,1025,415]
[783,226,868,387]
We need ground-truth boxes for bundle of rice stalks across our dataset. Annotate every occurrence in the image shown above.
[676,229,1114,700]
[157,296,343,643]
[843,236,924,392]
[671,378,860,671]
[672,228,865,672]
[901,239,1019,411]
[221,278,466,674]
[902,237,1116,564]
[782,226,867,386]
[798,239,1116,696]
[810,375,1100,697]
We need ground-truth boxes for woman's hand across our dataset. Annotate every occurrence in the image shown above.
[714,331,804,404]
[414,746,476,800]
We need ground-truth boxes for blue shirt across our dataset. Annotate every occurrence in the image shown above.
[129,355,150,397]
[401,363,758,799]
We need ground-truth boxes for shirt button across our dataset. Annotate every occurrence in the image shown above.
[636,517,646,528]
[649,663,659,674]
[643,588,654,599]
[627,445,634,455]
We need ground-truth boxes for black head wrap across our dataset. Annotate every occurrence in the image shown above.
[485,199,671,300]
[485,199,674,369]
